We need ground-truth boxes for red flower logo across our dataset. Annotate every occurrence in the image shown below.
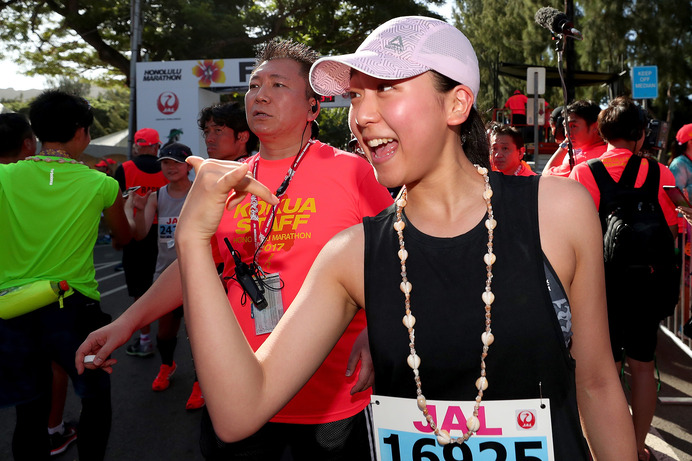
[192,60,226,87]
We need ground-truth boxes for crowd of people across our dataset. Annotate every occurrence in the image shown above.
[1,14,691,461]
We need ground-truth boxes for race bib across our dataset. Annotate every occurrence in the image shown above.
[371,395,554,461]
[159,216,177,246]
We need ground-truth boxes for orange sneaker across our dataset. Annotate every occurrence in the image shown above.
[152,362,177,391]
[185,381,205,410]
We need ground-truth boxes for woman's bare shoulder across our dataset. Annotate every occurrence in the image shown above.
[538,174,597,219]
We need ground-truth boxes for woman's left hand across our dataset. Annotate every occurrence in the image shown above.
[176,156,278,245]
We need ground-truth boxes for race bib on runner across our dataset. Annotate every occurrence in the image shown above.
[371,395,554,461]
[251,273,283,335]
[159,216,177,246]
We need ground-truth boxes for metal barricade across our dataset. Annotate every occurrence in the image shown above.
[662,222,692,352]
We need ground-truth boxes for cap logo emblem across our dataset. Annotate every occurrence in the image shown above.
[385,36,404,53]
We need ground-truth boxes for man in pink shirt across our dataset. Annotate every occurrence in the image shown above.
[569,97,676,461]
[78,39,392,460]
[543,99,607,177]
[489,124,536,176]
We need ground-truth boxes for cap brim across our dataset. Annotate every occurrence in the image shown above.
[310,52,428,96]
[157,156,186,163]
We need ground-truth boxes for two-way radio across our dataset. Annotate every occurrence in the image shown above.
[224,237,268,310]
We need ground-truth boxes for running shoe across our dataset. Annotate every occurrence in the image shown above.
[125,339,154,357]
[185,381,205,410]
[152,361,177,391]
[49,422,78,456]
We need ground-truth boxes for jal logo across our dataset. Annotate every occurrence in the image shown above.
[157,92,179,115]
[413,405,502,436]
[516,410,537,430]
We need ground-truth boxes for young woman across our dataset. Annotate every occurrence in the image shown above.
[175,16,637,460]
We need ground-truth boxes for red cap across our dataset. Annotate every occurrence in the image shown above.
[134,128,161,146]
[676,124,692,145]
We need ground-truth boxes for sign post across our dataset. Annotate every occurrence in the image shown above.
[526,67,546,160]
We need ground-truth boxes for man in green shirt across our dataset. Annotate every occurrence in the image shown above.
[0,90,131,460]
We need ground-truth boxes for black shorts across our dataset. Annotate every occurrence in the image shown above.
[199,405,375,461]
[607,285,659,362]
[122,225,158,298]
[0,291,112,407]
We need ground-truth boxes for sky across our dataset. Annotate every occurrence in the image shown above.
[0,57,50,90]
[0,2,454,91]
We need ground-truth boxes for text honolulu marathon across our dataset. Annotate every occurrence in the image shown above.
[143,69,182,81]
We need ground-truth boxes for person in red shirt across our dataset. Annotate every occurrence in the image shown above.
[570,97,676,461]
[113,128,168,357]
[489,124,536,176]
[78,39,392,460]
[503,89,528,125]
[543,100,607,177]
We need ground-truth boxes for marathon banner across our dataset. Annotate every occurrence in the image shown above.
[136,58,254,157]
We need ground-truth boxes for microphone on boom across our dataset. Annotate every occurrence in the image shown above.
[534,6,583,40]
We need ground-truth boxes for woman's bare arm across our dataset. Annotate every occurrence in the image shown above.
[539,176,637,460]
[176,157,364,441]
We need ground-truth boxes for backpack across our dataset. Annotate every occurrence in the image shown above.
[587,155,679,320]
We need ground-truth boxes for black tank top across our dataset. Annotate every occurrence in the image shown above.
[363,172,589,459]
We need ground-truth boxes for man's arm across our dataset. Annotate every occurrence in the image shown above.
[134,192,157,240]
[113,164,126,192]
[541,143,569,174]
[104,193,132,248]
[76,260,184,373]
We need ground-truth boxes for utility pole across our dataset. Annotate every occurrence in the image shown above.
[128,0,142,159]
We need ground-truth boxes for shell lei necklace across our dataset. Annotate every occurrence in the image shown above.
[395,164,496,446]
[25,149,84,165]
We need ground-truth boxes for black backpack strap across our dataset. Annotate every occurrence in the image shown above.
[616,154,642,189]
[586,158,614,188]
[587,158,618,213]
[639,157,660,198]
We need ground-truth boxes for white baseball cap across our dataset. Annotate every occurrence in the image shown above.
[310,16,480,99]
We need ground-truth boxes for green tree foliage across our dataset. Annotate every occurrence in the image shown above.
[453,0,561,114]
[0,0,443,146]
[453,0,692,149]
[316,107,351,151]
[0,0,444,86]
[5,1,691,149]
[1,84,130,139]
[578,0,692,136]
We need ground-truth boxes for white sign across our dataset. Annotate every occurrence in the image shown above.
[526,67,546,95]
[371,395,554,461]
[526,98,546,126]
[136,58,255,157]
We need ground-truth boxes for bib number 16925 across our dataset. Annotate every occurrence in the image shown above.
[383,433,545,461]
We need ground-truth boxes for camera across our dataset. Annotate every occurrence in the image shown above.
[642,119,668,152]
